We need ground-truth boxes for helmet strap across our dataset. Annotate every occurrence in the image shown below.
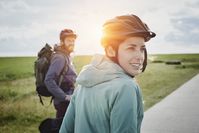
[142,48,147,72]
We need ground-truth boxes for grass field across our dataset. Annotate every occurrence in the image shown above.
[0,54,199,133]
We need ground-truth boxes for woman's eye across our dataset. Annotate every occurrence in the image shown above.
[127,47,135,50]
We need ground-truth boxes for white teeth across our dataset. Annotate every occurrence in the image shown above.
[131,64,141,67]
[130,63,142,70]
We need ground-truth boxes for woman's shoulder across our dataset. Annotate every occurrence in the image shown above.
[114,76,137,85]
[108,77,138,92]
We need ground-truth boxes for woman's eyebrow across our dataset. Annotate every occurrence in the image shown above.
[127,44,137,47]
[128,43,146,48]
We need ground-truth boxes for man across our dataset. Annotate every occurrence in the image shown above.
[44,28,77,119]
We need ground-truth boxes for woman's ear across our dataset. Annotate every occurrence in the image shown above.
[105,46,116,57]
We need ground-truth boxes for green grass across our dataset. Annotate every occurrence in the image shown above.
[137,53,199,109]
[150,53,199,62]
[0,57,36,81]
[137,63,199,110]
[0,77,55,133]
[73,55,92,73]
[0,56,92,81]
[0,54,199,132]
[0,55,92,133]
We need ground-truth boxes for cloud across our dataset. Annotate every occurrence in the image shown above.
[165,3,199,46]
[186,0,199,8]
[0,0,38,27]
[0,0,199,56]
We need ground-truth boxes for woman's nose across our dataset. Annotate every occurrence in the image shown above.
[134,51,144,62]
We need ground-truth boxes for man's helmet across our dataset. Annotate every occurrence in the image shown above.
[60,29,77,41]
[101,14,156,48]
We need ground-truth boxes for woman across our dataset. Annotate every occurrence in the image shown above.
[59,14,156,133]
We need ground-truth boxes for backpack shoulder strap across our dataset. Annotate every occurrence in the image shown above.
[53,52,69,86]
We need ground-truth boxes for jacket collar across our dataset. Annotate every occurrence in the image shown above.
[54,44,70,56]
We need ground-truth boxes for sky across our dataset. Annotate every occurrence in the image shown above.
[0,0,199,56]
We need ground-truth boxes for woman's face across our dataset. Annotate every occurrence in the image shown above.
[118,36,145,76]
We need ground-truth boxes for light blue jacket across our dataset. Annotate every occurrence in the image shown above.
[59,55,144,133]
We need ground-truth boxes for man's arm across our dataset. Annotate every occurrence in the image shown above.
[44,54,67,101]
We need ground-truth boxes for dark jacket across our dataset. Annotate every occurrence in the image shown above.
[44,45,77,105]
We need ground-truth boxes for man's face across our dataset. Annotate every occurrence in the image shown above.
[63,36,76,52]
[117,36,146,76]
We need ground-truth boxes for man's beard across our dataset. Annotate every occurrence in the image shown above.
[63,44,74,53]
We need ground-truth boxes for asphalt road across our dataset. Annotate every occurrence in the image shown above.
[141,74,199,133]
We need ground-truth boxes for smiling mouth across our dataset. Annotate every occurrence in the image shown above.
[130,63,142,70]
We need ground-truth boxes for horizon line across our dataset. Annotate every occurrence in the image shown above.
[0,52,199,58]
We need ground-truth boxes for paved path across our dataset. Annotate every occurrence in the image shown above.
[141,74,199,133]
